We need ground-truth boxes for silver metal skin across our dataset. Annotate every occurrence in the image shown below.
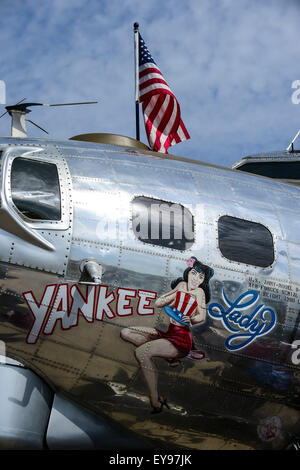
[0,364,52,449]
[0,136,299,450]
[46,394,148,450]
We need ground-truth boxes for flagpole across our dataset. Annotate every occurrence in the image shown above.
[134,22,140,141]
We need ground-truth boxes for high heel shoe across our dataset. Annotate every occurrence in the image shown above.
[166,358,181,367]
[151,397,170,414]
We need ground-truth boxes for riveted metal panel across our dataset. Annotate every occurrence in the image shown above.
[196,196,235,225]
[192,170,237,201]
[118,249,167,293]
[225,202,282,238]
[231,178,273,207]
[267,183,300,211]
[0,230,13,263]
[66,241,120,285]
[277,209,300,244]
[66,154,117,181]
[10,230,71,274]
[0,144,73,275]
[111,158,198,193]
[72,175,118,196]
[270,239,289,281]
[192,223,215,265]
[288,242,300,284]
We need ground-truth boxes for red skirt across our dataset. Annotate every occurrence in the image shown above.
[156,323,193,356]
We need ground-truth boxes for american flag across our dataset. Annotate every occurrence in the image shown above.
[138,33,190,154]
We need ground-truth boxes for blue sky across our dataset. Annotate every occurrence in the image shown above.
[0,0,300,166]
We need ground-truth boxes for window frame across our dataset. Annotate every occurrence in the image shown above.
[217,214,275,268]
[131,195,195,252]
[3,148,71,231]
[10,157,62,222]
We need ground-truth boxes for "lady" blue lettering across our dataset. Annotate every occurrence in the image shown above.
[208,290,276,351]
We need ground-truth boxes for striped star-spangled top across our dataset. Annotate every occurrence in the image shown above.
[138,32,190,154]
[174,291,198,317]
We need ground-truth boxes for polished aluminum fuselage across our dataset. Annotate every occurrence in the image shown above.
[0,136,299,450]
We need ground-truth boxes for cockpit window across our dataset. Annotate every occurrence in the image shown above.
[132,196,194,251]
[218,215,274,267]
[11,157,61,220]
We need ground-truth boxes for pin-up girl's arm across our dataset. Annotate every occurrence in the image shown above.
[154,281,185,308]
[190,289,206,325]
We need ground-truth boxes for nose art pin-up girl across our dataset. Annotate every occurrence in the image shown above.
[120,257,214,413]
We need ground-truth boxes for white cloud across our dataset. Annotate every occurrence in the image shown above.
[0,0,299,166]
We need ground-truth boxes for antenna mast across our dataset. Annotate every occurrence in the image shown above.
[1,101,98,138]
[8,108,29,137]
[286,129,300,152]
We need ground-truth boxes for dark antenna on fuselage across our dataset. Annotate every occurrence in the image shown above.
[287,129,300,153]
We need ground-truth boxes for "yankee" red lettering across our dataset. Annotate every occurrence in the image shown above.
[22,284,157,344]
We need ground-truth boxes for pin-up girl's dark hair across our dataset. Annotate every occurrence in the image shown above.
[171,256,214,303]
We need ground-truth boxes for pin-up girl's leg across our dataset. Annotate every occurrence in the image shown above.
[134,338,184,409]
[120,326,159,347]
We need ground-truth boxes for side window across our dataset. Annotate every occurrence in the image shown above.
[218,215,274,267]
[11,157,61,221]
[132,196,194,251]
